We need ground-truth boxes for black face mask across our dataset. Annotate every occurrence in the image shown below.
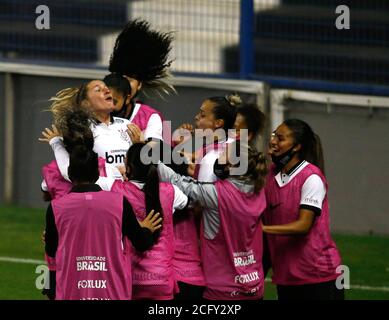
[213,159,229,180]
[271,146,296,171]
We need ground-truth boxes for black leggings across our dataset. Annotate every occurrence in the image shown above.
[277,279,345,300]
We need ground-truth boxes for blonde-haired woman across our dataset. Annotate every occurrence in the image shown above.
[47,80,133,181]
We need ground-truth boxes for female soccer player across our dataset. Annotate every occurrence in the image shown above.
[233,103,266,144]
[192,94,240,181]
[106,19,175,143]
[169,94,240,299]
[101,143,188,300]
[262,119,343,300]
[49,80,132,168]
[157,142,268,300]
[213,102,266,186]
[40,109,120,200]
[103,73,164,143]
[47,140,189,300]
[44,144,162,300]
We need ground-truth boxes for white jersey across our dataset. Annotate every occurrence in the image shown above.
[274,160,326,211]
[91,116,132,166]
[197,137,235,182]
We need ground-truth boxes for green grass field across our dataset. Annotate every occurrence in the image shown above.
[0,205,388,300]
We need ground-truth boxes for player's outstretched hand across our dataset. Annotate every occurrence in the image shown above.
[38,125,61,143]
[139,210,162,233]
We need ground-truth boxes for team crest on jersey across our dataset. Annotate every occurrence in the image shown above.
[119,129,130,142]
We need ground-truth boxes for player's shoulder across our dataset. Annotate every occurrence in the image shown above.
[137,102,160,114]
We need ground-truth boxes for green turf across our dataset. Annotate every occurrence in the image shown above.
[0,205,47,299]
[0,263,45,300]
[0,205,45,260]
[1,205,388,300]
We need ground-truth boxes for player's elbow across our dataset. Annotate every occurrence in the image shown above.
[294,220,313,234]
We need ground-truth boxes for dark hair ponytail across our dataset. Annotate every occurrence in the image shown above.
[68,145,99,184]
[283,119,325,174]
[126,143,163,230]
[144,164,162,219]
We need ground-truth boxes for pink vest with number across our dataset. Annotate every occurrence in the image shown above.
[111,180,176,299]
[42,157,107,200]
[202,179,266,300]
[52,191,131,300]
[263,163,342,286]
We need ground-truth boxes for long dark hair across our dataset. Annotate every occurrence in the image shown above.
[125,143,163,221]
[109,19,175,96]
[68,145,99,184]
[283,119,325,174]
